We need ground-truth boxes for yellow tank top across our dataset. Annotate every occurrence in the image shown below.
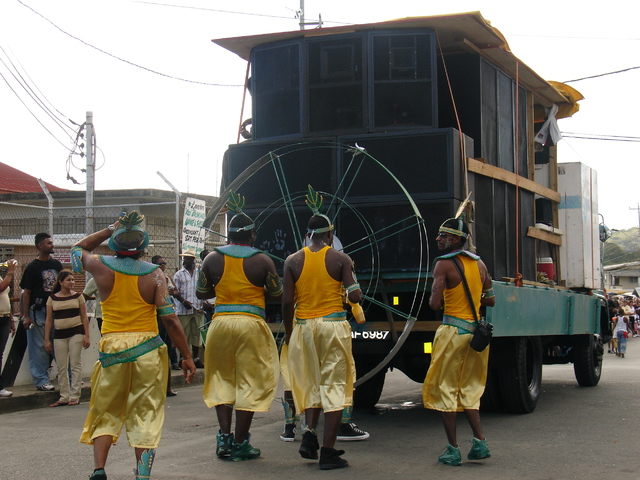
[101,271,158,334]
[443,255,482,321]
[295,246,344,319]
[214,256,266,319]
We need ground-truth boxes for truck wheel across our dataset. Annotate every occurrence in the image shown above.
[498,337,542,414]
[353,367,387,409]
[573,334,603,387]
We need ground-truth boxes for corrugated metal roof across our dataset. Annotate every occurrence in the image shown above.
[0,162,66,194]
[212,11,577,110]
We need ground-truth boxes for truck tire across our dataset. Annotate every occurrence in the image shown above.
[573,334,603,387]
[498,337,542,414]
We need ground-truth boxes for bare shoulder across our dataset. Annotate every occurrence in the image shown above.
[327,248,352,264]
[477,258,491,277]
[284,249,304,267]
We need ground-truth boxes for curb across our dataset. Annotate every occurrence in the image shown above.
[0,369,205,415]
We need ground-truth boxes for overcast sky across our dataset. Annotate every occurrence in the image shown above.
[1,0,639,230]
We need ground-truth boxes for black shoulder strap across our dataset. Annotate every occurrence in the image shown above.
[449,257,478,323]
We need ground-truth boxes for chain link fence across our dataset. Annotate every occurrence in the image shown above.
[0,196,225,316]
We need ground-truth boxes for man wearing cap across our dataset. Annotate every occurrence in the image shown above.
[71,212,196,480]
[422,217,495,466]
[173,248,205,368]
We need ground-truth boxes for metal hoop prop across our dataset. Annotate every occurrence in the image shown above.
[202,142,429,386]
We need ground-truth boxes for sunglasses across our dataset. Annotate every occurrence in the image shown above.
[158,262,167,265]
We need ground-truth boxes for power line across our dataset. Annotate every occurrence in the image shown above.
[0,46,77,141]
[16,0,242,87]
[0,68,73,151]
[564,65,640,83]
[5,45,79,130]
[561,133,640,143]
[133,1,298,20]
[134,0,354,26]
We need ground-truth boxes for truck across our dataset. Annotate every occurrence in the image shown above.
[203,12,611,414]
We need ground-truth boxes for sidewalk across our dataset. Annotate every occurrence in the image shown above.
[0,368,205,415]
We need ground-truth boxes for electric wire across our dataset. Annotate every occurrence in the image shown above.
[564,66,640,83]
[0,68,73,151]
[4,45,78,132]
[0,52,76,143]
[16,0,242,87]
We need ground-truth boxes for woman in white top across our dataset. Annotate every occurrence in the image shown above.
[613,311,630,358]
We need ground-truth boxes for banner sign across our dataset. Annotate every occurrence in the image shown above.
[181,197,206,256]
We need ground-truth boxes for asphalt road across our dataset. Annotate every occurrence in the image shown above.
[1,340,639,480]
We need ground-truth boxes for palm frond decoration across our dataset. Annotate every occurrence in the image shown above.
[119,211,145,231]
[305,184,324,215]
[227,190,246,215]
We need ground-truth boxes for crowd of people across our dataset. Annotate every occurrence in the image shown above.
[0,191,498,478]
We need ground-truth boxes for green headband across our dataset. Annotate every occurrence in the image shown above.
[439,218,468,239]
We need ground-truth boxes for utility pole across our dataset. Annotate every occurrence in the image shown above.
[298,0,322,30]
[85,111,95,234]
[630,204,640,237]
[157,171,182,269]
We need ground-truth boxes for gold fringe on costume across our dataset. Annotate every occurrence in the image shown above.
[79,332,168,449]
[203,314,279,411]
[288,316,355,413]
[422,325,489,412]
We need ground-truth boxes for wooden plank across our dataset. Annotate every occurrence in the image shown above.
[467,157,561,202]
[268,320,441,334]
[527,226,563,246]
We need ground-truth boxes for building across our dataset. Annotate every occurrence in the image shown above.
[604,261,640,295]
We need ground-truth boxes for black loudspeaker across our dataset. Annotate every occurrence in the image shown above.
[536,198,553,226]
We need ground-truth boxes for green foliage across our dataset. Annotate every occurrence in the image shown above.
[603,227,640,265]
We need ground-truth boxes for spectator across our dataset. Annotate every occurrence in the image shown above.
[613,312,630,358]
[0,259,18,397]
[44,270,90,407]
[83,276,103,333]
[199,249,215,323]
[151,255,178,396]
[174,249,205,368]
[20,232,63,391]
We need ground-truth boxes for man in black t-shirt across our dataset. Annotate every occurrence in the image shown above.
[20,233,63,390]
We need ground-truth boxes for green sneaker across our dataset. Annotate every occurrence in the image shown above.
[216,430,233,458]
[231,435,261,461]
[467,437,491,460]
[89,469,107,480]
[438,444,462,466]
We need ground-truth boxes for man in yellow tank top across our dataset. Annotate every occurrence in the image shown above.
[423,217,496,466]
[70,212,196,480]
[196,193,283,462]
[282,187,362,470]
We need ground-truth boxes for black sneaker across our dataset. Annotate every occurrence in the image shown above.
[280,423,296,442]
[299,431,319,459]
[337,422,370,441]
[319,447,349,470]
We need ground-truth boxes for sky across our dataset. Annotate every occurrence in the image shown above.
[0,0,639,230]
